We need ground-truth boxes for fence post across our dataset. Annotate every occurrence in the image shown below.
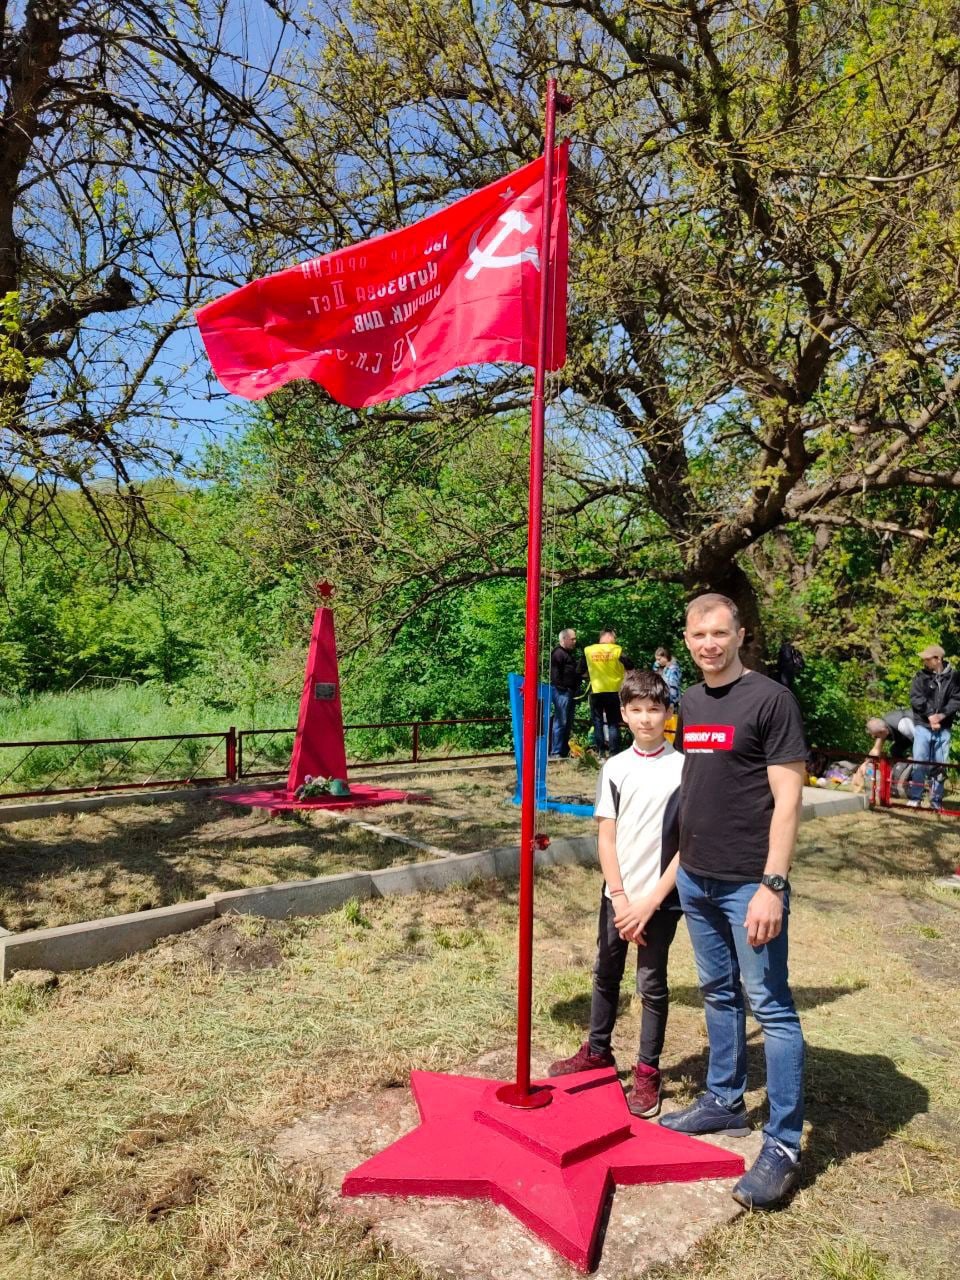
[412,722,420,763]
[878,755,892,807]
[226,726,237,782]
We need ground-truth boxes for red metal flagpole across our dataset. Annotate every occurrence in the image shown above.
[341,89,748,1270]
[496,78,560,1108]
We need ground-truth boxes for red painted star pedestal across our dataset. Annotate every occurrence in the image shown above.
[342,1068,744,1272]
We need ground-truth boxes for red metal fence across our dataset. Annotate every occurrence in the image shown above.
[0,716,512,803]
[807,747,960,818]
[3,725,957,814]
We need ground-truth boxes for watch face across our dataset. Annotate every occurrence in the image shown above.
[763,875,788,891]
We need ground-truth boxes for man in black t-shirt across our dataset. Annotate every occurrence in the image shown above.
[659,593,806,1211]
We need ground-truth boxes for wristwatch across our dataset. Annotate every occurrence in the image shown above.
[761,873,790,892]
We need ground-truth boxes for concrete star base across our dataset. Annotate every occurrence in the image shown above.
[341,1068,745,1272]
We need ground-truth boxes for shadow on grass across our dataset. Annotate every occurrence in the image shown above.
[669,1041,928,1180]
[800,808,960,880]
[549,982,865,1030]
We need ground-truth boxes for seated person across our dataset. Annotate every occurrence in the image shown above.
[851,710,914,798]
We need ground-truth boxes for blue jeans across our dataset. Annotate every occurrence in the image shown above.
[677,866,805,1152]
[909,724,951,807]
[550,687,575,757]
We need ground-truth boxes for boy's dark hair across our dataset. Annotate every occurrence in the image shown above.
[619,668,671,709]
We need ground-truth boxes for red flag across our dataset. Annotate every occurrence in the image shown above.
[196,144,568,406]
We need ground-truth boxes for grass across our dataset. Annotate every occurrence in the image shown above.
[0,764,592,931]
[0,684,514,795]
[0,684,302,742]
[0,685,299,795]
[1,797,959,1278]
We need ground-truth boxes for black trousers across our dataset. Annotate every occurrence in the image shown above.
[590,691,622,754]
[588,891,680,1067]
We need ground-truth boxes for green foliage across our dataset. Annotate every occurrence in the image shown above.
[1,402,958,766]
[794,659,864,755]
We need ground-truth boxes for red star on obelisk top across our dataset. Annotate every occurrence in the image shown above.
[315,579,334,599]
[342,1068,744,1271]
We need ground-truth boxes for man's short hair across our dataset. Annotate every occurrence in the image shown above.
[558,628,576,644]
[619,668,671,709]
[685,593,741,629]
[865,717,889,737]
[598,628,616,641]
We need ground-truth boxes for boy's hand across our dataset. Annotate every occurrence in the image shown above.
[613,892,658,943]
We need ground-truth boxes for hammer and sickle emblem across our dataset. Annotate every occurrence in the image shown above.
[465,210,540,280]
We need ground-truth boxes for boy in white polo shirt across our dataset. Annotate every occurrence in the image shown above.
[548,668,684,1117]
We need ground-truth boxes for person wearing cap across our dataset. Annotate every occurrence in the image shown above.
[907,644,960,810]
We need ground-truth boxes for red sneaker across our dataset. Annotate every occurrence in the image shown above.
[626,1062,662,1117]
[547,1041,616,1077]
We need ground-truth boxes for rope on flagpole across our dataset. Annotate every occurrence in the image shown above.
[496,75,563,1109]
[541,372,562,800]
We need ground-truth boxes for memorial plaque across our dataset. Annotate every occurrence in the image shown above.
[314,681,337,700]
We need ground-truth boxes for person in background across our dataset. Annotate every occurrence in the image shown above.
[850,710,914,799]
[653,646,682,712]
[549,628,584,759]
[907,644,960,811]
[774,641,805,691]
[584,629,633,757]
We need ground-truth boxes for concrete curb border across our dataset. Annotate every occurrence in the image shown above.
[0,788,867,981]
[0,835,597,979]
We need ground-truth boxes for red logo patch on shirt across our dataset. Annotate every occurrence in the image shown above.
[683,724,735,752]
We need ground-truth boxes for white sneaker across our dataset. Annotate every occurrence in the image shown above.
[907,799,921,809]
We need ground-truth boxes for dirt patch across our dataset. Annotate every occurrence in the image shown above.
[107,1164,208,1221]
[151,916,284,972]
[115,1111,203,1158]
[868,891,960,986]
[89,1046,142,1076]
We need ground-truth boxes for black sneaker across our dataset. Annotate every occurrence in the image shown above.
[658,1091,751,1136]
[732,1135,801,1209]
[547,1041,616,1076]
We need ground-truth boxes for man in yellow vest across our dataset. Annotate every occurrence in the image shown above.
[584,629,634,757]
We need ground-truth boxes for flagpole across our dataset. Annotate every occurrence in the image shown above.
[497,78,560,1108]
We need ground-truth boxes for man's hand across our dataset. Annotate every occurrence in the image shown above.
[929,713,944,729]
[744,885,784,946]
[613,892,658,943]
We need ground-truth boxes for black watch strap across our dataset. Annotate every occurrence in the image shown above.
[761,873,790,892]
